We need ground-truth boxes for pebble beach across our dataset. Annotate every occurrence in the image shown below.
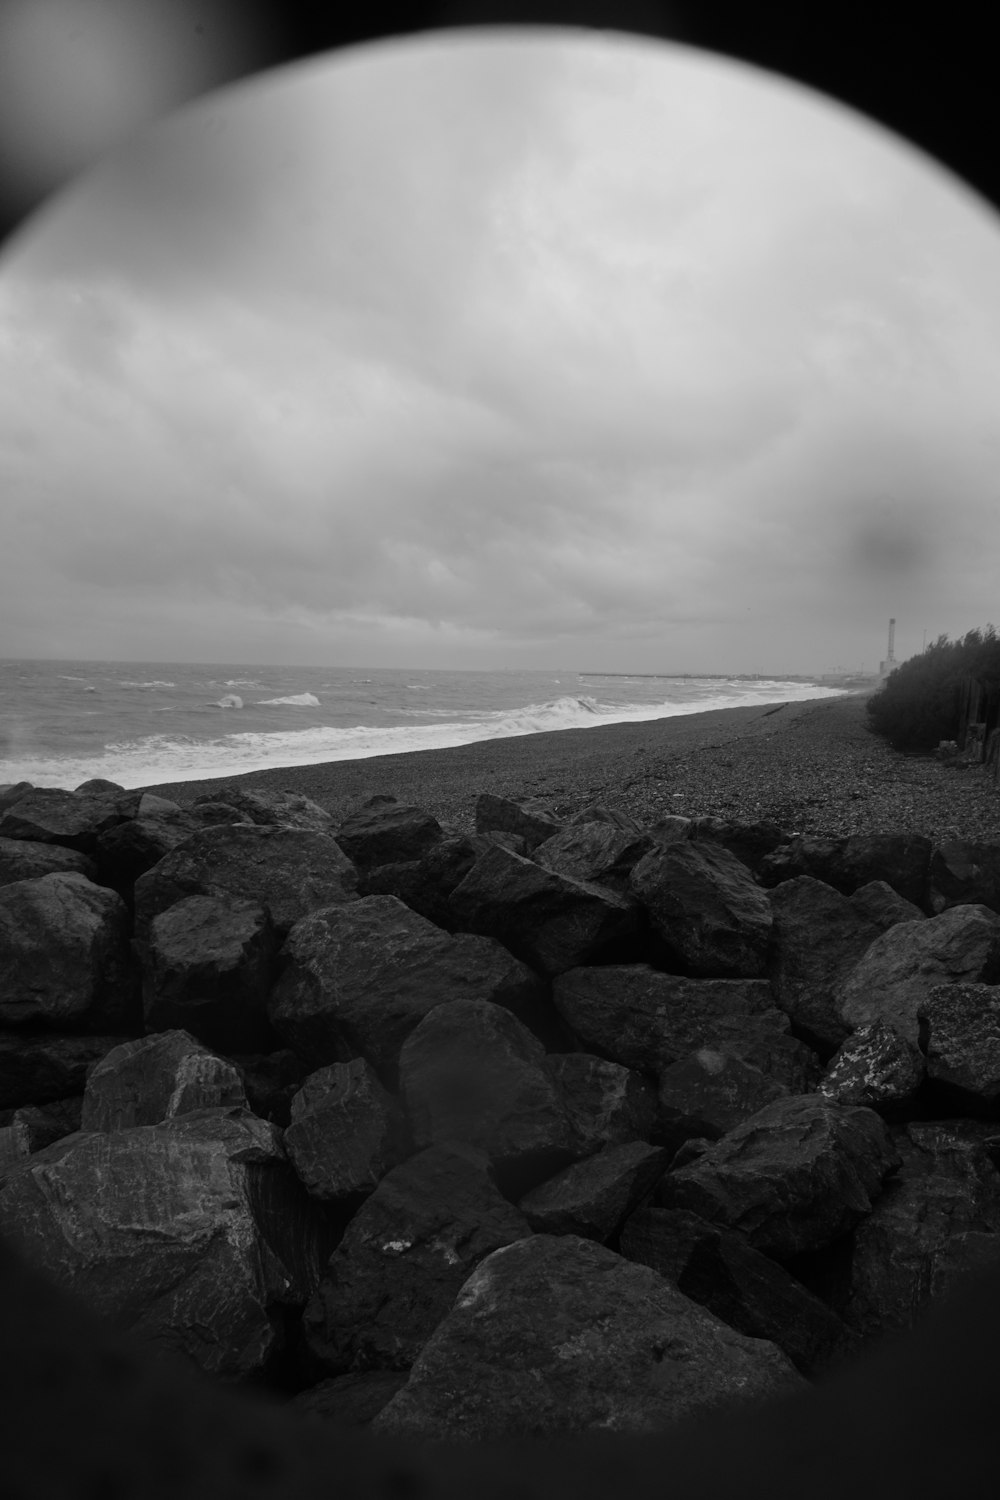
[139,691,1000,844]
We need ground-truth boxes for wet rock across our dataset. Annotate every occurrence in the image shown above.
[842,1122,1000,1339]
[517,1142,668,1241]
[475,792,562,851]
[659,1093,900,1258]
[284,1059,411,1200]
[133,823,359,942]
[656,1050,789,1149]
[532,821,653,896]
[140,893,278,1052]
[759,834,932,907]
[0,872,137,1032]
[849,879,925,931]
[619,1205,859,1377]
[0,1106,310,1380]
[288,1371,409,1428]
[0,835,96,887]
[818,1021,925,1115]
[767,876,881,1054]
[195,787,334,834]
[836,904,1000,1043]
[926,840,1000,916]
[543,1052,658,1156]
[450,844,638,975]
[334,795,443,870]
[398,999,576,1189]
[0,786,139,856]
[918,982,1000,1108]
[551,966,774,1073]
[269,895,546,1072]
[372,1233,803,1441]
[0,1033,128,1110]
[302,1142,530,1373]
[80,1030,247,1131]
[629,839,773,978]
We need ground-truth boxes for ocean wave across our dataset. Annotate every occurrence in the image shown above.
[224,679,265,688]
[119,680,176,689]
[258,693,320,707]
[215,694,243,709]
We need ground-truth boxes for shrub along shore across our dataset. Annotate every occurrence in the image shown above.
[3,694,1000,1490]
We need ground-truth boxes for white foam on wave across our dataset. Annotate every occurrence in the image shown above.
[257,693,321,707]
[119,680,176,689]
[215,694,243,709]
[0,682,849,789]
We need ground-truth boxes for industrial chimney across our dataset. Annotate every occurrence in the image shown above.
[879,618,897,678]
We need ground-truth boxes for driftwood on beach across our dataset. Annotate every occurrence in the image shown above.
[3,748,1000,1493]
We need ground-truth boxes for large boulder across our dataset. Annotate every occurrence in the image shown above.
[759,834,932,906]
[475,793,562,851]
[629,840,773,978]
[0,872,137,1032]
[288,1371,409,1429]
[301,1142,530,1373]
[283,1058,411,1200]
[836,904,1000,1043]
[687,819,787,876]
[917,982,1000,1108]
[450,844,638,975]
[767,876,881,1054]
[94,809,205,903]
[619,1205,859,1377]
[268,895,547,1072]
[0,1106,323,1379]
[926,841,1000,916]
[659,1094,900,1259]
[359,833,483,930]
[0,1033,129,1110]
[194,786,334,834]
[543,1052,658,1156]
[334,795,443,869]
[80,1030,247,1131]
[0,836,96,887]
[133,823,359,942]
[398,999,577,1190]
[655,1049,790,1149]
[551,966,774,1073]
[532,821,653,896]
[139,893,278,1052]
[818,1021,925,1115]
[0,786,139,856]
[849,880,925,932]
[517,1142,668,1241]
[842,1122,1000,1339]
[372,1234,804,1441]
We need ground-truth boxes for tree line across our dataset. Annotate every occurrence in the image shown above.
[866,625,1000,751]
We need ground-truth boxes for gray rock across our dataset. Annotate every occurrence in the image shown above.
[284,1058,411,1199]
[0,1106,309,1380]
[269,895,546,1071]
[372,1234,804,1441]
[551,965,774,1073]
[398,999,577,1188]
[619,1205,859,1377]
[0,835,97,887]
[288,1371,409,1428]
[629,839,773,978]
[849,879,925,931]
[334,795,443,869]
[843,1122,1000,1339]
[759,834,932,906]
[836,904,1000,1042]
[707,1011,822,1094]
[450,843,638,975]
[0,781,34,813]
[75,779,126,795]
[95,810,204,902]
[0,786,140,855]
[660,1093,900,1258]
[228,1048,312,1127]
[927,840,1000,915]
[0,1033,129,1110]
[0,872,136,1031]
[818,1021,925,1114]
[532,821,653,895]
[140,893,278,1052]
[7,1096,84,1153]
[518,1142,668,1241]
[566,804,644,832]
[195,786,334,834]
[302,1141,530,1373]
[767,876,881,1053]
[687,818,787,876]
[918,982,1000,1106]
[359,833,482,930]
[133,823,359,942]
[543,1052,658,1156]
[80,1030,247,1131]
[475,792,562,850]
[656,1050,789,1148]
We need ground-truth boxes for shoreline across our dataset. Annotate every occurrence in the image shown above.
[137,691,1000,844]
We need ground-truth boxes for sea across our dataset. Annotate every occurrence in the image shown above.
[0,659,848,791]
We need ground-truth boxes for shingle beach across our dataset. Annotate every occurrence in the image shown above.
[139,690,1000,844]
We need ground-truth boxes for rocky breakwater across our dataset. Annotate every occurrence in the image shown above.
[2,776,1000,1444]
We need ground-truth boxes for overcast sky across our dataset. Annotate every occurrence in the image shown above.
[3,27,1000,674]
